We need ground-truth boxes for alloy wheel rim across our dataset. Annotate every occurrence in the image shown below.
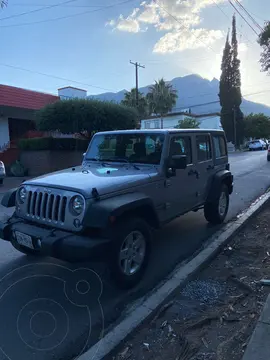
[219,191,227,217]
[119,231,146,276]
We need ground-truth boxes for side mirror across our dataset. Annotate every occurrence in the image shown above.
[169,155,187,170]
[83,152,86,158]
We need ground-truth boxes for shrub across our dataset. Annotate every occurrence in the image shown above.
[36,99,138,134]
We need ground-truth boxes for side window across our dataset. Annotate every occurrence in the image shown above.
[213,135,227,158]
[170,136,192,164]
[196,135,212,162]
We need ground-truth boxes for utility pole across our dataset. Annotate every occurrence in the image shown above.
[130,61,145,107]
[233,106,237,150]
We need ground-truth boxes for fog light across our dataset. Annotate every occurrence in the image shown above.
[74,219,81,228]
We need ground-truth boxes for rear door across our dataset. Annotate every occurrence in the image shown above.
[195,134,215,204]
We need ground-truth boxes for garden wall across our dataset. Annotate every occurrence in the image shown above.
[20,150,84,177]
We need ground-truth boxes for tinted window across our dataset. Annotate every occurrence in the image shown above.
[86,133,165,165]
[213,135,227,158]
[170,136,192,164]
[196,135,212,162]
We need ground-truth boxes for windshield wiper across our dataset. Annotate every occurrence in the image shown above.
[101,157,140,170]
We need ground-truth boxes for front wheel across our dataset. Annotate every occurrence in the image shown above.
[109,218,151,289]
[0,179,3,185]
[204,184,229,225]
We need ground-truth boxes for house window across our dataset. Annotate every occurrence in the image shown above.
[145,121,151,129]
[196,135,212,162]
[213,135,227,158]
[154,120,160,129]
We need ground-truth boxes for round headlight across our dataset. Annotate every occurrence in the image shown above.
[18,187,27,204]
[71,195,85,215]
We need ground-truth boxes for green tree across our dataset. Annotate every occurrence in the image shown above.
[121,88,149,120]
[36,99,137,136]
[147,78,178,129]
[219,15,244,148]
[175,117,200,129]
[258,22,270,73]
[244,113,270,139]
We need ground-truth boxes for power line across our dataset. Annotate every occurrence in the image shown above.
[0,0,78,22]
[211,0,254,46]
[9,3,105,7]
[228,0,260,36]
[0,0,136,28]
[0,62,115,92]
[233,0,263,32]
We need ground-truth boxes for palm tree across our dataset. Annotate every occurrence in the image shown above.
[147,78,178,129]
[121,88,149,120]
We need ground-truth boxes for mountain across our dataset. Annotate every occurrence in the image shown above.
[89,74,270,116]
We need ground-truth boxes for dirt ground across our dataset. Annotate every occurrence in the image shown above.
[112,205,270,360]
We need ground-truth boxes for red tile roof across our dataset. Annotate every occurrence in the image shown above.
[0,84,59,110]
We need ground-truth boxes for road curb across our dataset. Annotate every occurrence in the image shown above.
[78,191,270,360]
[242,294,270,360]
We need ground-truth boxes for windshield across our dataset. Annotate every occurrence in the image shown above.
[85,133,165,165]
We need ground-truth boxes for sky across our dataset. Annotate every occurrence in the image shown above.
[0,0,270,106]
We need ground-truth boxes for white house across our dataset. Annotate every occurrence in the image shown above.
[140,110,222,130]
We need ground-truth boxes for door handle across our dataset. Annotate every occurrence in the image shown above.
[207,165,214,170]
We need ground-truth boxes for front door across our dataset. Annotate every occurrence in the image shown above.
[195,134,215,203]
[164,134,198,220]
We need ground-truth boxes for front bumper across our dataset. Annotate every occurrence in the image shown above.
[0,217,111,262]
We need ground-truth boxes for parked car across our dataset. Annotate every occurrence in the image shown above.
[0,161,5,185]
[267,145,270,161]
[0,129,233,289]
[249,139,267,151]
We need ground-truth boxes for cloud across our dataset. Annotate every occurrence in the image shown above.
[107,8,141,33]
[153,28,224,53]
[238,42,248,52]
[107,0,228,51]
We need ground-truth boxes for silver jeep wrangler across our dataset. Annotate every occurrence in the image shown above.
[0,129,233,289]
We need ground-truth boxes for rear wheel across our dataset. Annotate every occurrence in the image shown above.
[204,184,229,225]
[109,217,151,289]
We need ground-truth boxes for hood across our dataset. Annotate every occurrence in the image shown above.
[24,164,157,198]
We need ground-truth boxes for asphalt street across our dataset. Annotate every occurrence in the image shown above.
[0,150,269,360]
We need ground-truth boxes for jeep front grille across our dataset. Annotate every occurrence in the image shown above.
[26,191,67,224]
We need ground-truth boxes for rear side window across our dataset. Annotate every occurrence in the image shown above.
[213,135,227,158]
[196,135,212,162]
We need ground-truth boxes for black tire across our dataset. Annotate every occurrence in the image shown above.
[109,217,151,289]
[0,179,3,185]
[267,156,270,162]
[204,184,229,225]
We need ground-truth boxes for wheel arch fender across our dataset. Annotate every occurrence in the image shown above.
[207,170,233,203]
[83,192,160,230]
[1,188,18,208]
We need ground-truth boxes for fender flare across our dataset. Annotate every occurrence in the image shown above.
[207,170,233,203]
[83,192,159,229]
[1,188,18,208]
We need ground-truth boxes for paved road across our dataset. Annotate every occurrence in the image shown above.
[0,151,269,360]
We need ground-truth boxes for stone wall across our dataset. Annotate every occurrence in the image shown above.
[20,151,83,177]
